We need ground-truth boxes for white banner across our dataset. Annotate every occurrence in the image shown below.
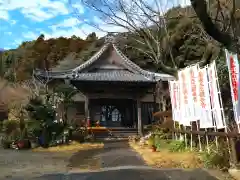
[169,81,177,121]
[198,67,214,128]
[169,81,181,122]
[208,61,225,129]
[189,65,200,121]
[178,69,191,126]
[225,49,240,124]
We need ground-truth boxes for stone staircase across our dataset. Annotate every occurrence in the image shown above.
[92,128,138,140]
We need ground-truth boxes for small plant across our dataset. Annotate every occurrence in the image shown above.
[147,135,155,147]
[168,140,185,152]
[200,143,230,170]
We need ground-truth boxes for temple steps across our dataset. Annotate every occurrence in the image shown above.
[91,128,138,140]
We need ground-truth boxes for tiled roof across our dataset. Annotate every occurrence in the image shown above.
[34,38,175,82]
[68,70,155,82]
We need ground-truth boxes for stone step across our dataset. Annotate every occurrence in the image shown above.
[93,130,138,138]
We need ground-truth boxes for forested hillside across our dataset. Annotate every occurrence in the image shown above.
[0,1,236,119]
[0,4,227,85]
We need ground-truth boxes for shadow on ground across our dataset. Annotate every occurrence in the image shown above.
[35,168,221,180]
[6,141,228,180]
[67,140,145,170]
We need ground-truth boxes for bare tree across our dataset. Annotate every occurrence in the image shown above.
[69,0,216,75]
[190,0,240,53]
[68,0,190,75]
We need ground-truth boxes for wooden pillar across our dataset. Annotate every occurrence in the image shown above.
[137,98,143,136]
[85,96,90,127]
[152,84,157,123]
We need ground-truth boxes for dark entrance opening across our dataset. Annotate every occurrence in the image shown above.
[89,99,136,127]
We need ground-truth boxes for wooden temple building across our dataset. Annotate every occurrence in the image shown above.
[34,36,175,136]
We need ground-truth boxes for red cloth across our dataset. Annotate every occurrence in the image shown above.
[87,119,90,127]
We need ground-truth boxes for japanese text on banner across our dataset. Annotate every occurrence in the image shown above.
[169,81,181,122]
[208,62,225,129]
[178,70,191,126]
[225,49,240,124]
[198,67,214,128]
[189,65,200,121]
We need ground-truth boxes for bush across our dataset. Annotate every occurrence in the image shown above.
[1,139,12,149]
[2,120,19,135]
[25,120,41,139]
[200,143,230,169]
[168,140,186,152]
[154,135,162,149]
[71,128,86,143]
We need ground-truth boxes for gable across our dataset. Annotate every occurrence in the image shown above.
[79,44,135,73]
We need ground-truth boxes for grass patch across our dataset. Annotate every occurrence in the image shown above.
[32,141,104,153]
[129,141,203,169]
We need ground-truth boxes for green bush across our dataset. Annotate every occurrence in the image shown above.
[168,140,186,152]
[25,120,42,138]
[200,143,230,169]
[153,127,170,139]
[154,135,163,149]
[2,120,19,135]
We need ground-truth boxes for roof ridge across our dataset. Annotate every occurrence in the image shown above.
[72,42,110,72]
[112,44,154,78]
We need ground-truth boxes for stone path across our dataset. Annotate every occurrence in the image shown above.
[68,140,146,170]
[34,168,223,180]
[0,141,233,180]
[34,141,223,180]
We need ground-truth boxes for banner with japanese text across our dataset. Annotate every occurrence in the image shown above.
[225,49,240,124]
[178,69,191,126]
[197,67,214,128]
[188,65,200,121]
[169,81,181,122]
[207,61,225,129]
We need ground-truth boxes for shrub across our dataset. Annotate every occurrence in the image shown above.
[168,140,186,152]
[2,120,19,135]
[200,143,230,169]
[25,120,42,139]
[71,128,86,143]
[154,135,162,149]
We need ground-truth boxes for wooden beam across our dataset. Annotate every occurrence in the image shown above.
[84,95,90,124]
[137,98,143,136]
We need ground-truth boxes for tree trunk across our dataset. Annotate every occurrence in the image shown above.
[190,0,239,53]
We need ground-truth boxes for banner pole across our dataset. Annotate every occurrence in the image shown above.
[213,60,231,155]
[205,128,210,153]
[206,64,219,150]
[196,121,202,152]
[190,121,193,151]
[184,125,188,149]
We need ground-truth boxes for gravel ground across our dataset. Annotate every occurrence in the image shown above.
[0,149,71,179]
[0,141,235,180]
[34,168,223,180]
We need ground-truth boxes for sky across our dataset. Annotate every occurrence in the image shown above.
[0,0,190,50]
